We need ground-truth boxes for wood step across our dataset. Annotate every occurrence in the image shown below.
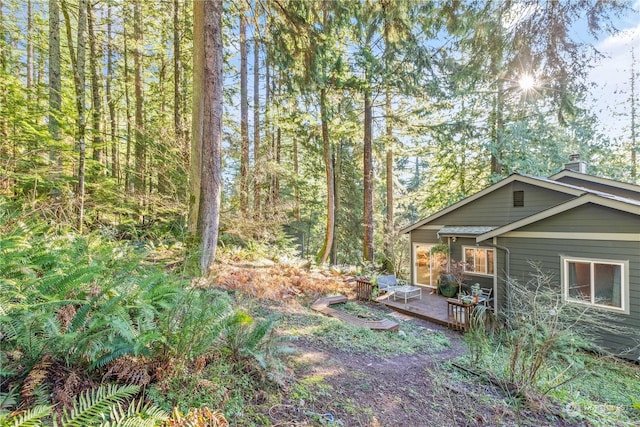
[310,295,399,332]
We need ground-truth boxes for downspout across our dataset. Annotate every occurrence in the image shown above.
[477,240,510,315]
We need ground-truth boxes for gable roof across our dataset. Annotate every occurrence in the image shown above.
[549,169,640,195]
[399,173,586,234]
[475,193,640,242]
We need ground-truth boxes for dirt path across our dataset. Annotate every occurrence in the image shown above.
[282,319,581,427]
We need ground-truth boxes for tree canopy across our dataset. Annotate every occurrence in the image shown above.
[0,0,636,267]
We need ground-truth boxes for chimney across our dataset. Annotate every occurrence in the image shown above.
[565,154,587,174]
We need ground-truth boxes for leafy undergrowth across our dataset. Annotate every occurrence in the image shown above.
[550,355,640,426]
[2,210,638,426]
[215,263,353,302]
[454,340,640,426]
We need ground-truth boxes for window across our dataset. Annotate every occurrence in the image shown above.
[513,190,524,207]
[562,256,628,313]
[463,247,494,275]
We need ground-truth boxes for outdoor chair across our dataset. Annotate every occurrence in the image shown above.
[480,287,493,307]
[377,275,402,296]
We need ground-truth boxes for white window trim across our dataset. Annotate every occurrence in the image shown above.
[462,246,495,277]
[560,255,629,314]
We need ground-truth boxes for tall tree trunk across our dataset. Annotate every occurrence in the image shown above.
[191,0,223,273]
[491,79,504,177]
[293,135,300,221]
[252,23,261,217]
[490,10,505,178]
[173,0,185,183]
[239,10,249,214]
[382,13,394,271]
[363,88,374,263]
[317,88,334,264]
[133,0,145,200]
[0,0,9,192]
[631,47,637,183]
[26,0,33,93]
[62,0,88,232]
[123,25,133,194]
[274,125,280,203]
[330,140,340,265]
[48,0,61,169]
[106,2,118,181]
[384,87,394,270]
[88,2,103,165]
[189,0,204,235]
[264,54,271,214]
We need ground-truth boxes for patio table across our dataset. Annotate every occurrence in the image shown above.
[393,285,422,303]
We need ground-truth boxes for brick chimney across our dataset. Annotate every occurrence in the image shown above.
[565,154,587,173]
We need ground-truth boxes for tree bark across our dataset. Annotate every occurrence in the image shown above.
[317,88,334,265]
[48,0,61,168]
[330,140,340,265]
[62,0,88,232]
[123,24,133,194]
[173,0,185,183]
[631,47,637,183]
[88,2,103,165]
[106,2,118,181]
[363,88,374,263]
[239,10,249,214]
[191,0,224,273]
[253,16,261,217]
[384,87,394,269]
[133,0,145,198]
[26,0,33,93]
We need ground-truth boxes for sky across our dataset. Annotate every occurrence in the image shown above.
[587,1,640,143]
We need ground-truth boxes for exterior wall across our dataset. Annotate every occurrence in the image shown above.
[519,203,640,233]
[494,208,640,360]
[433,181,574,226]
[554,176,640,201]
[408,233,495,290]
[449,238,493,289]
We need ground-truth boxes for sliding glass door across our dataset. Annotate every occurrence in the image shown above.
[413,243,447,288]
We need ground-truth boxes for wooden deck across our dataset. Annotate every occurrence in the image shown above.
[311,295,400,332]
[380,288,452,328]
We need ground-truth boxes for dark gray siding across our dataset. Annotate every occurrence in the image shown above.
[435,182,574,226]
[555,176,640,201]
[410,229,439,245]
[519,203,640,233]
[496,209,640,359]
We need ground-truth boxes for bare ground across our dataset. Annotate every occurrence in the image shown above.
[275,312,585,427]
[214,264,589,426]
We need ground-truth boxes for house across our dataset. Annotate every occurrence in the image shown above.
[400,158,640,360]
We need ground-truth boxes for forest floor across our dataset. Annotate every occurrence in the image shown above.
[271,303,578,427]
[214,262,609,426]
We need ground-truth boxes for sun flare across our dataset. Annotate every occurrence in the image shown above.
[519,74,536,91]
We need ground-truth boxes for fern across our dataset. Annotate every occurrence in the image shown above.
[58,384,141,427]
[0,404,51,427]
[99,399,168,427]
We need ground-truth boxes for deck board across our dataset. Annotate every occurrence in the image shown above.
[381,289,452,328]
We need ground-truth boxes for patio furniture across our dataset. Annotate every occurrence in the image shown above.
[377,274,403,299]
[480,288,493,307]
[393,285,422,303]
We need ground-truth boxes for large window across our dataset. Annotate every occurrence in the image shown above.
[463,247,494,275]
[562,256,628,313]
